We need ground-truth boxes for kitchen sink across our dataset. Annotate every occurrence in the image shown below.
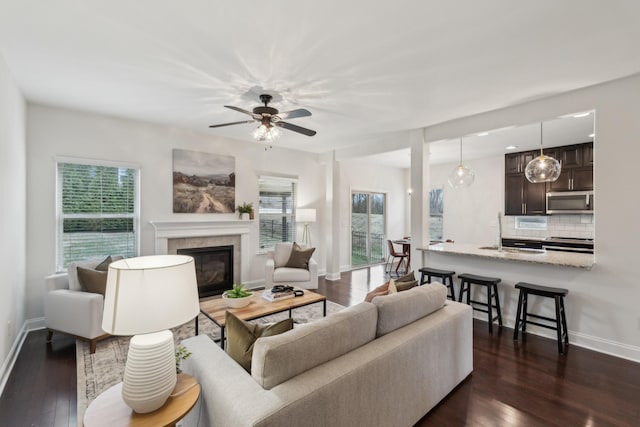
[478,246,546,254]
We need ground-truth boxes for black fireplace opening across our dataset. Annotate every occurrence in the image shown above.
[177,245,234,298]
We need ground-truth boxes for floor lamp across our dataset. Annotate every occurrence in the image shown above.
[297,208,316,248]
[102,255,199,413]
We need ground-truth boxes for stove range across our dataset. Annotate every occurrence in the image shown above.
[543,237,594,254]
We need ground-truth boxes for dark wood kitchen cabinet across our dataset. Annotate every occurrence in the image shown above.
[505,151,537,174]
[505,174,547,215]
[548,142,594,191]
[505,142,593,215]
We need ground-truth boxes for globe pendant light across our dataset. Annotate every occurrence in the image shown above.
[447,138,475,188]
[525,122,561,183]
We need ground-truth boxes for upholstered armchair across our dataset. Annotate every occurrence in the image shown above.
[265,242,318,290]
[44,257,116,353]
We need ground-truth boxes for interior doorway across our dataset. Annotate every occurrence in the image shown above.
[351,191,386,267]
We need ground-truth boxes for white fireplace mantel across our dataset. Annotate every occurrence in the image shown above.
[150,219,252,282]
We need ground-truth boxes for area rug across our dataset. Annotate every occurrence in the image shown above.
[76,300,344,425]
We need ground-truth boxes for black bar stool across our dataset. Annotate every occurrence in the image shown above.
[513,282,569,354]
[419,267,456,301]
[458,273,502,333]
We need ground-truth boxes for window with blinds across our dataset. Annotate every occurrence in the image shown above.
[56,161,139,271]
[258,176,297,251]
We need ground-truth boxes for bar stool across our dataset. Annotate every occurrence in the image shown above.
[419,267,456,301]
[458,273,503,333]
[513,282,569,354]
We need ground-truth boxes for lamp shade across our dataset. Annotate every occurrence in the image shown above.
[102,255,199,335]
[297,208,316,223]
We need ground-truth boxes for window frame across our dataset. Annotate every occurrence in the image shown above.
[55,157,141,272]
[258,175,298,252]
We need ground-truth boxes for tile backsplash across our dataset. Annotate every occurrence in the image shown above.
[502,215,594,239]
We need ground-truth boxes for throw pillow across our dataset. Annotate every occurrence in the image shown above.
[285,242,315,270]
[396,271,415,283]
[76,266,108,295]
[364,282,389,302]
[396,279,417,292]
[387,279,398,294]
[94,255,113,271]
[226,311,294,373]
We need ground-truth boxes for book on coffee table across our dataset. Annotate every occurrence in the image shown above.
[262,288,295,302]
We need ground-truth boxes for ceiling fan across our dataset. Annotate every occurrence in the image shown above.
[209,94,317,140]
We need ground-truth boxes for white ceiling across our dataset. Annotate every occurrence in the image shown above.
[360,112,595,168]
[0,1,638,159]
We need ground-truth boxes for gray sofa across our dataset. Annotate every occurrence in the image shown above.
[180,283,473,427]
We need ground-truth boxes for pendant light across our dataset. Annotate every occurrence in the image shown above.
[524,122,561,183]
[447,138,475,188]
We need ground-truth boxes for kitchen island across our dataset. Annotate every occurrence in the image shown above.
[422,242,594,270]
[416,242,596,351]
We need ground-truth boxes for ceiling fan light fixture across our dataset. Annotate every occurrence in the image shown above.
[447,138,475,188]
[524,122,561,183]
[252,123,281,142]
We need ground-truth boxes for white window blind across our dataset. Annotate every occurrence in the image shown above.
[258,176,297,250]
[56,161,139,271]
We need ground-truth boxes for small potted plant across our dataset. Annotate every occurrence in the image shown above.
[222,283,254,308]
[236,202,253,220]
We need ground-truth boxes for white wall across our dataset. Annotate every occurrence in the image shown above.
[25,104,325,318]
[421,73,640,361]
[338,159,407,271]
[430,155,503,245]
[0,55,26,371]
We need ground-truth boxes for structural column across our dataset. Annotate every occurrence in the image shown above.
[409,129,430,269]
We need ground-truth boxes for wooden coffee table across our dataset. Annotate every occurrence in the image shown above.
[197,289,326,348]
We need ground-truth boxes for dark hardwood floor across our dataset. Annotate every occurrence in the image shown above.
[2,264,639,426]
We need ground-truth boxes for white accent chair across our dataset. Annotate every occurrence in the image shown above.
[44,258,112,353]
[265,242,318,290]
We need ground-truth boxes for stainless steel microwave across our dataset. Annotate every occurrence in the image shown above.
[546,191,594,214]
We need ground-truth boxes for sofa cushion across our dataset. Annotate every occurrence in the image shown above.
[364,282,389,302]
[285,242,315,270]
[373,282,447,337]
[252,302,377,390]
[77,266,108,295]
[272,267,310,282]
[225,311,293,373]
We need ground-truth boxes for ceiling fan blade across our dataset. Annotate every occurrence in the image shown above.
[275,121,317,137]
[224,105,254,116]
[277,108,312,120]
[209,119,256,129]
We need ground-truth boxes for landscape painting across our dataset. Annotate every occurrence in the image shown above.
[173,149,235,213]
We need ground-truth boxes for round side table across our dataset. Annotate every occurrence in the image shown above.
[84,373,200,427]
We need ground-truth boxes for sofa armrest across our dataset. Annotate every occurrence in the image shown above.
[180,335,281,427]
[44,289,105,339]
[265,258,275,288]
[45,273,70,292]
[308,258,318,288]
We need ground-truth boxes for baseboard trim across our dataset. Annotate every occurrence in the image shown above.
[0,317,44,398]
[472,313,640,363]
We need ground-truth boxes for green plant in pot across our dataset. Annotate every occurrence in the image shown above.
[222,284,254,308]
[236,202,253,219]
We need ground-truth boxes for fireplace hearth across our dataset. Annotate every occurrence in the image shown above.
[178,245,233,298]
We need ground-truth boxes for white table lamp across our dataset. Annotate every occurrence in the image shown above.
[297,208,316,247]
[102,255,199,414]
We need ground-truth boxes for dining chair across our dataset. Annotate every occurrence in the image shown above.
[386,240,409,276]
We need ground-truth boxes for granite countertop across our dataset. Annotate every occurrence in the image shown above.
[419,242,594,270]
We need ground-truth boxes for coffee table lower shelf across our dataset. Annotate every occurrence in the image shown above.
[197,289,327,348]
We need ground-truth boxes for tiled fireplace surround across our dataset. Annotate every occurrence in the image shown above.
[150,220,251,285]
